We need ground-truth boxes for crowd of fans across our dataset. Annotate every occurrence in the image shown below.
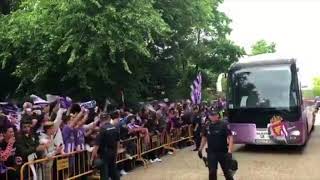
[0,94,226,179]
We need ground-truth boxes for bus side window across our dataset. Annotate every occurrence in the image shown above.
[291,92,297,106]
[246,93,259,107]
[240,96,248,107]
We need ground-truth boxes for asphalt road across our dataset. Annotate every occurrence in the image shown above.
[122,115,320,180]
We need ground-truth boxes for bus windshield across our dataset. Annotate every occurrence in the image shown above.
[228,65,298,109]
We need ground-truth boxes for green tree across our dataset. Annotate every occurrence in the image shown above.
[1,0,170,101]
[0,0,244,104]
[313,77,320,96]
[251,39,276,55]
[152,0,244,99]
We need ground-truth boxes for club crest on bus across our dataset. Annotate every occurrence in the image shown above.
[270,115,283,136]
[267,115,290,144]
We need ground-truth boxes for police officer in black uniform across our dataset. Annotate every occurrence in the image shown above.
[198,109,234,180]
[192,106,202,151]
[91,113,120,180]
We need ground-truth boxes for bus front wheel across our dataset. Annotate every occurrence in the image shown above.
[302,122,309,147]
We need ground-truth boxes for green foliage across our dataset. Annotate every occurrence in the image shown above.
[0,0,244,104]
[251,39,276,55]
[0,0,21,15]
[313,77,320,97]
[303,89,314,99]
[202,88,217,102]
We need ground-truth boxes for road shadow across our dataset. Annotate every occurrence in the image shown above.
[235,144,306,155]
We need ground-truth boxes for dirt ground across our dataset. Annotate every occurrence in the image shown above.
[123,126,320,180]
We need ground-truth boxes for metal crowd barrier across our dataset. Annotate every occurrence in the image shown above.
[116,137,139,164]
[137,125,194,167]
[167,125,190,144]
[19,150,92,180]
[18,125,194,179]
[90,136,144,179]
[1,166,17,180]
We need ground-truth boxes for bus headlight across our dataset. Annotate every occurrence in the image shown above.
[290,130,300,136]
[232,131,237,136]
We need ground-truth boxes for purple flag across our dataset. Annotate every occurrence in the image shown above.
[190,72,202,104]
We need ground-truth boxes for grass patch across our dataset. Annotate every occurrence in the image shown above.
[303,89,314,99]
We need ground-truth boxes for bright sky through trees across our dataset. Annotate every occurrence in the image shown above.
[220,0,320,88]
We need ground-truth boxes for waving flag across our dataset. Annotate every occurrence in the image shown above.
[190,72,202,104]
[80,100,96,109]
[60,96,72,109]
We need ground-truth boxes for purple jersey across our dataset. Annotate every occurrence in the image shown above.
[62,125,75,153]
[127,123,140,129]
[75,127,86,150]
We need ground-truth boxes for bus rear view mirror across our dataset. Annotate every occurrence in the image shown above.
[217,73,227,92]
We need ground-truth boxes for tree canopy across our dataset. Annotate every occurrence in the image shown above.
[0,0,244,105]
[250,39,276,55]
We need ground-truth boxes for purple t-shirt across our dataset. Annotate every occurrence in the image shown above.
[127,123,140,129]
[62,125,75,153]
[75,127,86,150]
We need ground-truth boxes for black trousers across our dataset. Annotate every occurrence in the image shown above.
[100,154,120,180]
[194,130,201,149]
[207,152,233,180]
[124,141,137,156]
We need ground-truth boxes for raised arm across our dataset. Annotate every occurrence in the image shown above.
[199,136,207,152]
[69,109,84,128]
[54,108,66,128]
[83,115,99,130]
[227,135,234,153]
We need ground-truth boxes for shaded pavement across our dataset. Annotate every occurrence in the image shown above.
[123,116,320,180]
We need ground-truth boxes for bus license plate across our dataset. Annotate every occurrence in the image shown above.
[256,130,269,139]
[255,139,273,144]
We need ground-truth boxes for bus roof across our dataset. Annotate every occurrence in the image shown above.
[230,53,296,70]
